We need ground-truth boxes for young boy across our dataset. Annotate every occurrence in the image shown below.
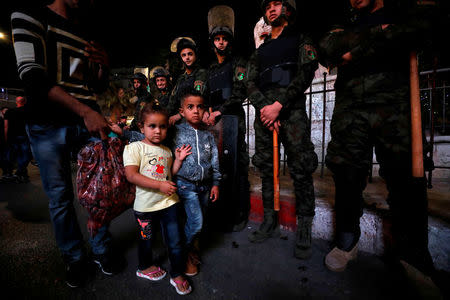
[173,88,221,276]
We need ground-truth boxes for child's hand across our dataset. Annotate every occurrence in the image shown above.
[169,114,182,126]
[210,185,219,202]
[159,181,177,196]
[175,144,192,161]
[109,123,123,136]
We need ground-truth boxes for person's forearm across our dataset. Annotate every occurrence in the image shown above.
[47,86,93,118]
[172,158,183,175]
[126,170,161,190]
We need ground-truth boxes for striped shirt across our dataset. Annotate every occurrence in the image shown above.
[11,6,104,124]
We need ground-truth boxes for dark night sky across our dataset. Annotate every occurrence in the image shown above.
[0,0,346,88]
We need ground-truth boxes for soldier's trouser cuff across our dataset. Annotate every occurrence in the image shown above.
[332,166,368,235]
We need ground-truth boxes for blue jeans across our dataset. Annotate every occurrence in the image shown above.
[134,204,184,278]
[6,135,32,176]
[26,123,111,263]
[176,177,211,246]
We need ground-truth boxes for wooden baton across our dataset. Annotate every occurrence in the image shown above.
[273,130,280,211]
[410,51,424,178]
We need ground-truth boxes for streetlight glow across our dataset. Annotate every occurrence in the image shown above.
[0,32,6,39]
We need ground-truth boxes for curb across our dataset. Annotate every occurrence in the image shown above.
[249,192,450,272]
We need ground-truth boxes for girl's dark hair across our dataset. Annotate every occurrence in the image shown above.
[138,100,169,125]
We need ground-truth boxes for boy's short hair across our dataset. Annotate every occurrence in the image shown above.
[138,100,169,125]
[179,87,204,107]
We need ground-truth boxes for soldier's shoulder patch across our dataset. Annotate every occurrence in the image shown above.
[235,66,246,81]
[194,80,204,92]
[303,44,318,62]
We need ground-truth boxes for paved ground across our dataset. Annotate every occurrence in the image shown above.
[0,165,448,299]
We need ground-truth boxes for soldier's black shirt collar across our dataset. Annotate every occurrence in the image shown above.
[210,55,232,69]
[184,63,200,76]
[265,25,297,43]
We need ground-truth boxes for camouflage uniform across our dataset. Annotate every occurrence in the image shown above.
[166,64,208,116]
[208,56,250,228]
[246,25,318,245]
[149,67,173,108]
[154,89,171,108]
[319,1,437,273]
[129,90,153,132]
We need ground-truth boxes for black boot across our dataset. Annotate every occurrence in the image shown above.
[294,216,314,259]
[248,209,280,243]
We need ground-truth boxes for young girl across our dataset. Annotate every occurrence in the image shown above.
[123,101,192,295]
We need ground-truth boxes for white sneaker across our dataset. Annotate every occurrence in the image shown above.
[325,244,358,272]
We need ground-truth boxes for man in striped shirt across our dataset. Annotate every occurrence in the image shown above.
[11,0,120,288]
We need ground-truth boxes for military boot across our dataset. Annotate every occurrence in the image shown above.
[248,209,280,243]
[294,216,314,259]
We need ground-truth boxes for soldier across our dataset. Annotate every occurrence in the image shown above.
[149,66,172,108]
[166,37,208,126]
[245,0,319,260]
[318,0,438,278]
[129,72,153,132]
[204,5,251,232]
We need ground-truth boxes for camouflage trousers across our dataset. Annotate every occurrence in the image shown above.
[252,108,318,217]
[234,115,251,223]
[326,101,432,273]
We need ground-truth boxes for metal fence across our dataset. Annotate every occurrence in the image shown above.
[243,68,450,188]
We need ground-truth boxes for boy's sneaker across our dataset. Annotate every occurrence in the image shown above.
[93,252,118,276]
[66,260,87,288]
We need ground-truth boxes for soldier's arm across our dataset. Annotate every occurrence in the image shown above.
[317,25,349,68]
[194,68,208,96]
[218,57,248,115]
[245,51,272,111]
[167,79,181,116]
[194,68,212,117]
[283,37,319,106]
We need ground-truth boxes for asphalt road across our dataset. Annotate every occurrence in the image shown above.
[0,165,446,299]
